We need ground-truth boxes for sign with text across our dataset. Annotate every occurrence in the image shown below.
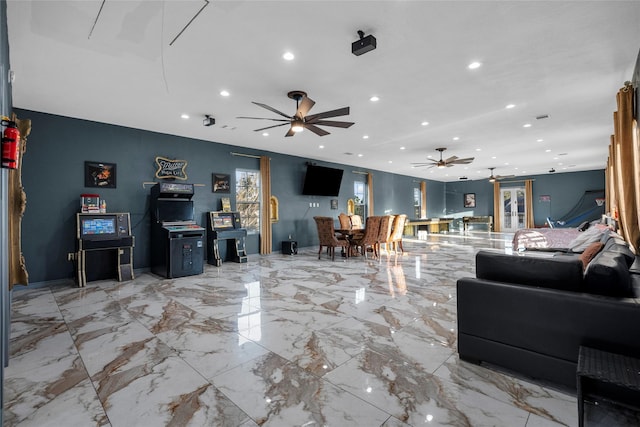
[155,156,188,180]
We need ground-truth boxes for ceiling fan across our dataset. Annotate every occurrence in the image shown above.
[237,90,354,137]
[411,147,474,169]
[488,167,515,182]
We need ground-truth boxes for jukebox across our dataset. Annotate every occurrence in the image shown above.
[206,211,248,266]
[150,182,205,278]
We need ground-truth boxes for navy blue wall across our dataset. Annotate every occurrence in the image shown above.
[445,169,605,228]
[17,109,440,284]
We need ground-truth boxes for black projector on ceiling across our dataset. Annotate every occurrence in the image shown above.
[352,33,377,56]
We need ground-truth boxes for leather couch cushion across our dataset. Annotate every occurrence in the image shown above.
[584,250,633,297]
[476,251,584,292]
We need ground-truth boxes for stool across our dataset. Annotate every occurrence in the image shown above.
[577,346,640,427]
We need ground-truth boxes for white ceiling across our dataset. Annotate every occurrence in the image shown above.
[6,1,640,182]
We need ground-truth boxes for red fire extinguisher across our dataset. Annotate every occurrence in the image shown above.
[2,117,20,169]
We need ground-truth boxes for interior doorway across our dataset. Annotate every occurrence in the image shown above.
[500,187,526,232]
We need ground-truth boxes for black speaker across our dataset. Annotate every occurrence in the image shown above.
[282,240,297,255]
[352,34,377,56]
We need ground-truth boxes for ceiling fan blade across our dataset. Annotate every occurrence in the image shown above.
[296,96,315,118]
[444,156,459,163]
[254,123,289,132]
[450,157,475,164]
[285,127,296,137]
[311,120,355,128]
[305,124,330,136]
[305,106,350,122]
[237,116,289,122]
[252,102,291,119]
[496,174,516,180]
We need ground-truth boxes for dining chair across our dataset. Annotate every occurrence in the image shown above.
[350,216,381,258]
[349,214,364,230]
[376,215,394,256]
[313,216,350,261]
[338,213,352,230]
[387,214,407,253]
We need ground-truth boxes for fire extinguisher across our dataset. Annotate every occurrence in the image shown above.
[2,117,20,169]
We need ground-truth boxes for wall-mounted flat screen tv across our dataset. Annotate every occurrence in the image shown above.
[302,164,344,197]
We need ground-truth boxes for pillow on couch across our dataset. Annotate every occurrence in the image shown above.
[579,242,604,269]
[568,226,605,252]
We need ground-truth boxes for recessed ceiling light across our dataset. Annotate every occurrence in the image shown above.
[491,156,497,159]
[537,139,544,142]
[545,149,552,152]
[319,145,324,149]
[262,132,269,136]
[421,121,429,126]
[370,96,379,102]
[523,123,532,128]
[181,114,189,119]
[400,146,406,150]
[505,104,516,109]
[453,137,460,141]
[283,52,294,61]
[504,162,510,165]
[475,148,481,151]
[362,135,369,139]
[220,90,230,97]
[388,160,393,164]
[427,155,433,158]
[358,153,363,157]
[468,61,482,69]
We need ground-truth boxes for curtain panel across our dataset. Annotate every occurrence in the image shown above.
[260,156,272,254]
[525,180,535,228]
[612,85,639,252]
[493,182,501,232]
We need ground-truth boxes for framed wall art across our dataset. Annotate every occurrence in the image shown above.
[85,161,116,188]
[212,173,230,193]
[464,193,476,208]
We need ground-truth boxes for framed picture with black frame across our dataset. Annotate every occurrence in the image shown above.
[464,193,476,208]
[84,161,116,188]
[212,173,230,193]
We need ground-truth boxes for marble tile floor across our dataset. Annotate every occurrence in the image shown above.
[4,233,640,426]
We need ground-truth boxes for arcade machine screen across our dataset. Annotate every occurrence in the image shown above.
[213,212,235,229]
[156,200,194,223]
[81,216,117,240]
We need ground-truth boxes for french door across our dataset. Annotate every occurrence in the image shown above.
[500,187,526,232]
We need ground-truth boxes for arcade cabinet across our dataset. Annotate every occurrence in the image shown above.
[76,212,134,287]
[150,182,205,278]
[206,211,248,266]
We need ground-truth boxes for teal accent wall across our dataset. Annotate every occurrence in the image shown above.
[445,170,605,228]
[17,109,441,284]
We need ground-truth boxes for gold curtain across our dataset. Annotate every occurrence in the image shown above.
[259,156,272,254]
[611,85,639,251]
[493,182,501,232]
[606,140,615,215]
[367,172,374,215]
[525,179,535,228]
[420,181,427,218]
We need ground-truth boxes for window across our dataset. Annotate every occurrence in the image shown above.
[414,187,421,218]
[235,169,260,233]
[354,181,366,218]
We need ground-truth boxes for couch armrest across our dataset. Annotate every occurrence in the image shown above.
[476,250,584,291]
[457,277,640,364]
